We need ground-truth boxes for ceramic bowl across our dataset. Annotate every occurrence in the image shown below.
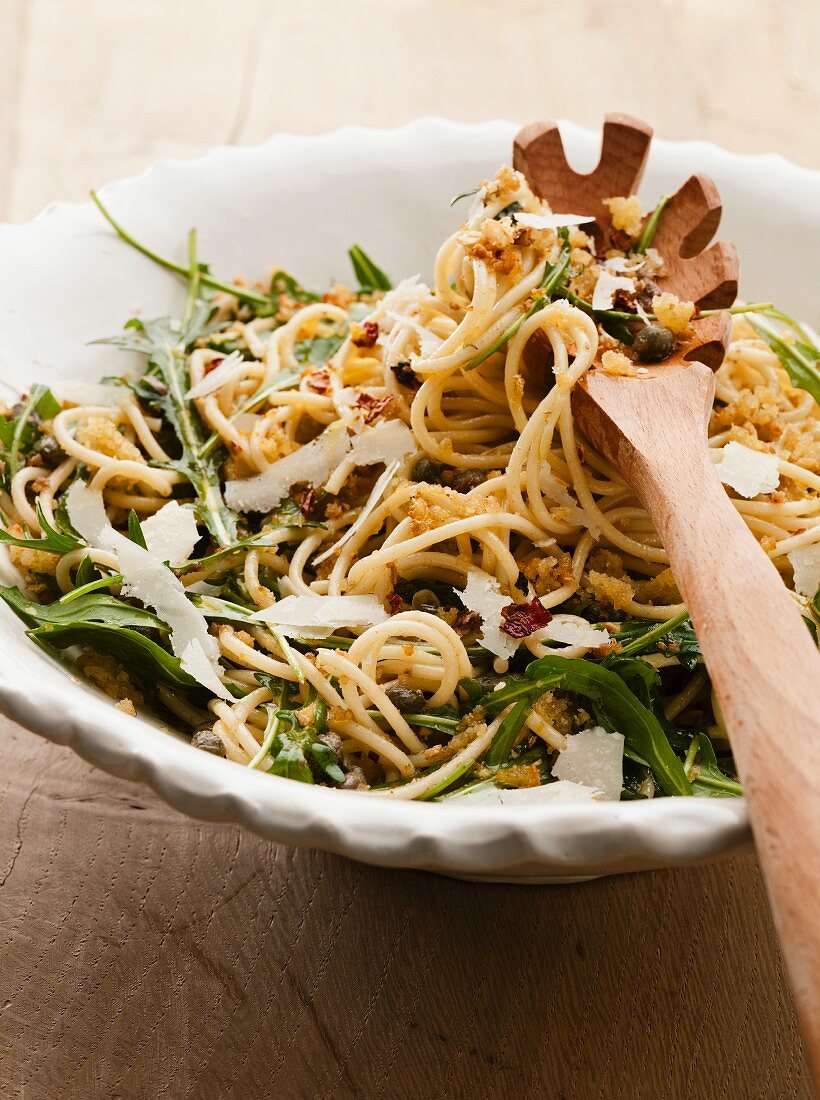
[1,119,816,881]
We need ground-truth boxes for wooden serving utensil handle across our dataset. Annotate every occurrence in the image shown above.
[575,363,820,1079]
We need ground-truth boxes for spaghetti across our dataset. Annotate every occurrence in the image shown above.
[1,165,817,802]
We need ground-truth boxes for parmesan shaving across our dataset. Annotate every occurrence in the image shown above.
[539,617,610,649]
[348,419,415,467]
[452,779,602,805]
[185,351,246,400]
[513,212,595,231]
[250,593,388,638]
[225,420,351,512]
[459,569,519,660]
[65,481,231,699]
[139,501,201,564]
[312,460,399,566]
[788,543,820,598]
[592,270,634,311]
[715,441,780,498]
[376,275,431,316]
[553,726,624,800]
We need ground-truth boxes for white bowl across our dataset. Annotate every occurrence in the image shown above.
[1,118,816,881]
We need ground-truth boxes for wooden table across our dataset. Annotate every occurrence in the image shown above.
[1,3,817,1096]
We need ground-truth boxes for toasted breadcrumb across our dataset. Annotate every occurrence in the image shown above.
[604,195,644,238]
[636,567,681,605]
[652,292,695,334]
[600,350,637,377]
[522,549,574,596]
[460,217,522,278]
[76,417,142,463]
[77,650,145,707]
[6,525,60,593]
[408,484,500,535]
[496,763,542,789]
[532,691,589,737]
[586,572,635,610]
[116,698,137,717]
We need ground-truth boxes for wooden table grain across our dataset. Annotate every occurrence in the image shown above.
[0,2,818,1097]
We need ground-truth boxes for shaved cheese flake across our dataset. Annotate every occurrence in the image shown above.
[349,419,415,467]
[185,351,246,400]
[251,594,387,638]
[225,420,351,512]
[603,256,645,274]
[51,380,127,407]
[715,441,779,498]
[553,726,624,800]
[788,543,820,598]
[539,617,610,650]
[377,275,431,316]
[592,270,634,311]
[452,779,602,805]
[66,481,231,699]
[65,479,110,542]
[139,501,200,564]
[312,460,399,566]
[460,569,519,660]
[514,212,595,231]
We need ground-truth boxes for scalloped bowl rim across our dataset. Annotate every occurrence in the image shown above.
[2,116,814,879]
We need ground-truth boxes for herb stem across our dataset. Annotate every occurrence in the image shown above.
[615,609,690,660]
[90,191,271,309]
[635,195,669,253]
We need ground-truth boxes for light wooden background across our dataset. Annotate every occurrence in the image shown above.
[0,2,818,1098]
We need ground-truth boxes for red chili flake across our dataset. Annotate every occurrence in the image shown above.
[354,392,393,424]
[204,356,224,375]
[387,590,404,615]
[352,321,380,348]
[500,597,552,638]
[294,485,318,517]
[304,369,331,394]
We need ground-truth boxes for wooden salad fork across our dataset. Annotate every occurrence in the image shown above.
[515,114,820,1082]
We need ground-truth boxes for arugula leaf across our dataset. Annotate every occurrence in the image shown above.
[0,584,166,631]
[294,332,345,366]
[4,385,60,477]
[269,271,320,314]
[96,308,236,545]
[29,620,194,688]
[74,555,99,590]
[127,510,147,549]
[348,245,392,292]
[0,503,82,556]
[685,733,742,798]
[634,195,669,253]
[610,610,700,671]
[748,312,820,405]
[481,655,692,797]
[450,188,478,207]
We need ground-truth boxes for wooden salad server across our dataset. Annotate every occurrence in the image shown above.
[515,115,820,1083]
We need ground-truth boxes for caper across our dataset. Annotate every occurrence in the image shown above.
[411,588,440,613]
[634,324,674,363]
[412,456,443,483]
[385,686,427,713]
[191,726,225,756]
[450,468,484,493]
[33,435,68,469]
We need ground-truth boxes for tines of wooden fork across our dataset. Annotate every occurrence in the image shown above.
[514,112,739,372]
